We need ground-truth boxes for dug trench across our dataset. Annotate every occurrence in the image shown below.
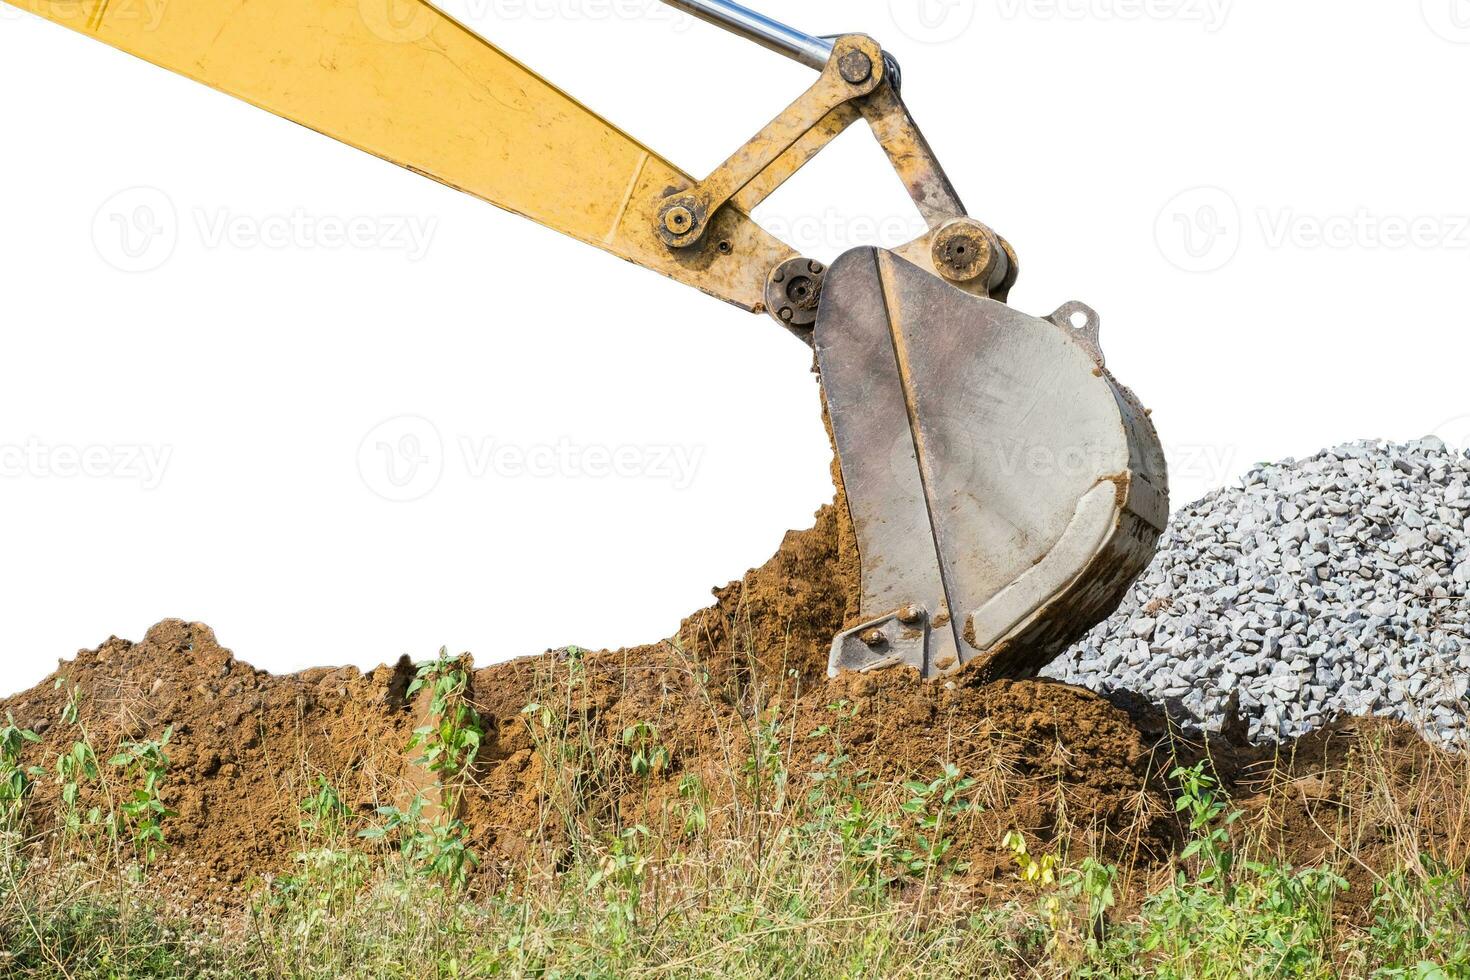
[0,501,1462,923]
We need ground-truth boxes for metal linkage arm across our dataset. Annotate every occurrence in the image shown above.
[643,26,1016,329]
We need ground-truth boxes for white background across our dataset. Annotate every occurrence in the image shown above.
[1,0,1467,696]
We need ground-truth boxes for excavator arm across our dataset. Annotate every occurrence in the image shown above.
[6,0,787,307]
[3,0,1171,680]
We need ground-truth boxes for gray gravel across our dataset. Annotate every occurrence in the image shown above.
[1045,438,1470,746]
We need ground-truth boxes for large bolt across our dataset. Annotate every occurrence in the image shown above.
[838,50,874,85]
[932,221,998,285]
[663,205,695,236]
[897,605,926,626]
[765,256,827,329]
[859,628,887,648]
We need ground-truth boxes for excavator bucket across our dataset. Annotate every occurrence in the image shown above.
[817,249,1169,680]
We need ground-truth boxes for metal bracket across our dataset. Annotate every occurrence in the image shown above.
[829,605,936,677]
[1046,301,1105,367]
[643,24,1017,329]
[655,34,887,250]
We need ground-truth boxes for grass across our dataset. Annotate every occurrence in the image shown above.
[3,661,1470,978]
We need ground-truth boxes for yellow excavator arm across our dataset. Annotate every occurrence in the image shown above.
[10,0,802,308]
[4,0,1172,681]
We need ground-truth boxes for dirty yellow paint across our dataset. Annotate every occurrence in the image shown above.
[8,0,792,310]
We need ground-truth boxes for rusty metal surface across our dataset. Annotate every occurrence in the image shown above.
[817,248,1168,680]
[730,105,863,216]
[636,30,1014,322]
[814,249,962,677]
[857,82,967,226]
[765,258,827,329]
[655,35,886,250]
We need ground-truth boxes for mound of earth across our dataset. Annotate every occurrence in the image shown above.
[0,502,1460,917]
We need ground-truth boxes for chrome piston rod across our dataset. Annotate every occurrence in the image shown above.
[658,0,835,70]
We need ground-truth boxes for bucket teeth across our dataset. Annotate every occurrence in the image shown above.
[816,248,1168,680]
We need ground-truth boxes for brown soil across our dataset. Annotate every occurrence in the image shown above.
[2,504,1463,921]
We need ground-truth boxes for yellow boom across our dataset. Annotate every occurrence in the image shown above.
[10,0,793,308]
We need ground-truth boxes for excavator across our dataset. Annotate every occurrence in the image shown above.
[3,0,1169,681]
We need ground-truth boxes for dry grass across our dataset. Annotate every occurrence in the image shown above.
[4,661,1470,979]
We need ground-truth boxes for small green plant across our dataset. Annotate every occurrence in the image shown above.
[0,712,42,825]
[621,721,670,780]
[1364,858,1470,977]
[898,763,977,878]
[1003,829,1059,887]
[674,773,709,838]
[107,726,176,862]
[1003,829,1069,941]
[53,681,101,839]
[300,775,352,839]
[1171,761,1239,889]
[741,704,788,804]
[801,701,899,891]
[362,650,484,889]
[1063,856,1119,943]
[407,649,483,807]
[585,824,651,954]
[360,794,477,888]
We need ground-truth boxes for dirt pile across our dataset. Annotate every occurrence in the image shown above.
[1,505,1459,916]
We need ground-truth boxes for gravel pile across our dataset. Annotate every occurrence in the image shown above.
[1046,439,1470,746]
